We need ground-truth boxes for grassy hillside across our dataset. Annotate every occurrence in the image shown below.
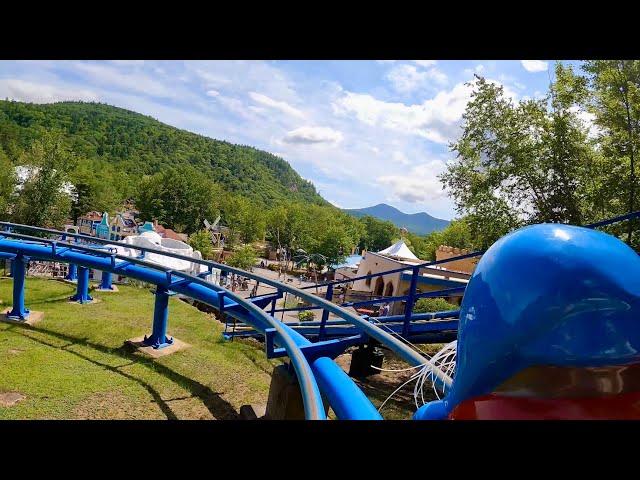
[0,278,280,419]
[0,100,326,206]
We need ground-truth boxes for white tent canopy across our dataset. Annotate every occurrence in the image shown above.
[377,240,419,260]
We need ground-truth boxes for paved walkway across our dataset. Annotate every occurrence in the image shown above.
[229,260,347,324]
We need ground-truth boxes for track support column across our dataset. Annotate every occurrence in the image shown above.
[65,263,78,282]
[7,253,29,320]
[143,285,174,349]
[98,270,114,290]
[403,266,419,337]
[319,284,333,341]
[70,266,93,303]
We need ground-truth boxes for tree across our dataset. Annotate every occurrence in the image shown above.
[582,60,640,244]
[221,194,265,245]
[410,218,475,260]
[358,215,398,252]
[68,164,126,222]
[188,229,214,259]
[0,148,16,218]
[442,73,594,248]
[227,245,257,271]
[293,248,327,292]
[136,165,222,234]
[265,202,313,270]
[11,133,76,228]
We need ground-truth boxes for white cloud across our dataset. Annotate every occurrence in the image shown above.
[386,64,448,94]
[412,60,437,68]
[72,62,176,98]
[332,81,473,144]
[282,126,343,144]
[521,60,548,73]
[0,59,477,218]
[377,159,448,203]
[187,61,299,104]
[248,91,304,118]
[109,60,145,67]
[391,151,411,165]
[0,78,99,103]
[214,95,254,120]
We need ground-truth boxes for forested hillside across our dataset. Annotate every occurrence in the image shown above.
[0,100,326,206]
[0,100,413,266]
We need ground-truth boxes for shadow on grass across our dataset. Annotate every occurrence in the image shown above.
[4,322,240,420]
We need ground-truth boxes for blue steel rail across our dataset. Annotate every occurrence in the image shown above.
[0,222,449,420]
[274,210,640,340]
[2,210,638,420]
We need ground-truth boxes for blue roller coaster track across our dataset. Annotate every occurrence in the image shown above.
[1,211,638,420]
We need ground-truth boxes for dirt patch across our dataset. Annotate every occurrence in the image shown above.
[0,392,26,407]
[8,348,23,355]
[334,347,442,419]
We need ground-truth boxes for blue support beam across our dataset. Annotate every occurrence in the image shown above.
[98,270,114,290]
[66,263,78,282]
[143,285,174,349]
[70,266,93,303]
[319,284,333,341]
[403,266,419,337]
[7,253,29,320]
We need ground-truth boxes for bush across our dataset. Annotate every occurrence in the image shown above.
[227,245,257,271]
[188,230,214,259]
[280,296,300,309]
[413,297,458,314]
[298,310,315,322]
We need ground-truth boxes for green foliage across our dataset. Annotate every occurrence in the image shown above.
[227,245,258,271]
[221,195,265,245]
[404,218,474,260]
[442,72,593,248]
[0,148,15,218]
[68,163,125,223]
[413,297,458,314]
[264,202,362,267]
[358,215,399,252]
[136,165,221,234]
[11,133,76,228]
[188,230,214,259]
[0,100,326,207]
[0,101,376,260]
[581,60,640,246]
[297,310,315,322]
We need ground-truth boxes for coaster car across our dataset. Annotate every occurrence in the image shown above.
[414,223,640,420]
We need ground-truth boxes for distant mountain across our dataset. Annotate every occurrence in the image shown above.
[343,203,450,235]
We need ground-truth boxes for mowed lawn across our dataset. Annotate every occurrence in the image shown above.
[0,277,281,419]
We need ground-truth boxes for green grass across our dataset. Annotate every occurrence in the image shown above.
[0,277,437,420]
[0,277,281,419]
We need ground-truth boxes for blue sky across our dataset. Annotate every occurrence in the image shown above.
[0,60,576,220]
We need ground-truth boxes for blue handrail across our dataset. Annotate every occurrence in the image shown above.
[0,230,335,419]
[0,222,428,368]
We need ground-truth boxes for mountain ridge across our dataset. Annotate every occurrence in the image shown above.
[343,203,450,235]
[0,100,327,206]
